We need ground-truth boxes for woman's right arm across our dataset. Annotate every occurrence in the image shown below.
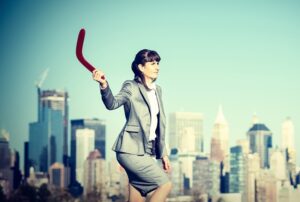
[93,69,131,110]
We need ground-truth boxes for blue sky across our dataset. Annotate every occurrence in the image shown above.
[0,0,299,167]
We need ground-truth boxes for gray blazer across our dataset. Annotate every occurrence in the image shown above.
[100,80,168,159]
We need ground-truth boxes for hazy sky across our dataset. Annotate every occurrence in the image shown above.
[0,0,299,167]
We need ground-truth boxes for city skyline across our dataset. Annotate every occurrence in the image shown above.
[0,0,299,167]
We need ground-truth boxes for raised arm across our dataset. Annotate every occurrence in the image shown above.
[93,69,132,110]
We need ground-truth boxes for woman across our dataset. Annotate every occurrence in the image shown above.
[92,49,172,202]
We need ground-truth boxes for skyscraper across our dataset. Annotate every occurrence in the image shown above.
[247,122,272,168]
[179,152,198,192]
[24,141,30,178]
[169,149,184,197]
[0,130,14,193]
[269,147,286,181]
[169,112,203,153]
[83,149,106,199]
[192,156,220,197]
[0,130,10,170]
[49,162,66,188]
[76,128,95,185]
[210,105,230,173]
[229,146,246,194]
[245,153,260,202]
[11,150,22,190]
[281,117,297,183]
[256,170,277,202]
[281,117,295,153]
[70,118,106,184]
[29,88,69,172]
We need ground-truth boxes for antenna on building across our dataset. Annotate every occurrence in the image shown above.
[35,68,49,88]
[252,112,259,124]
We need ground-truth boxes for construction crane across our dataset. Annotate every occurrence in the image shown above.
[35,68,49,121]
[35,68,49,88]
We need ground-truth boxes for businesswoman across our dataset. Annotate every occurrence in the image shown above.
[92,49,172,202]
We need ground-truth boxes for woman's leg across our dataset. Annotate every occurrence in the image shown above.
[149,181,172,202]
[129,184,146,202]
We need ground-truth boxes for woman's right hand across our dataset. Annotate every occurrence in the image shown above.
[93,69,107,89]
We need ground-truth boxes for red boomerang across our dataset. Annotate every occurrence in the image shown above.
[76,28,105,79]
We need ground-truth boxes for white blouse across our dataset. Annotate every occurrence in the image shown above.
[146,85,159,141]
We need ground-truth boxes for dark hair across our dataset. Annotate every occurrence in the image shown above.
[131,49,161,88]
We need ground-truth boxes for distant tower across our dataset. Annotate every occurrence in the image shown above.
[29,70,69,172]
[76,129,95,185]
[281,117,297,185]
[169,112,203,153]
[49,162,65,188]
[281,117,296,163]
[245,153,260,202]
[83,149,106,199]
[0,130,10,170]
[0,130,14,193]
[229,146,246,193]
[0,131,21,191]
[11,150,22,190]
[24,141,30,178]
[29,89,69,172]
[169,149,184,197]
[247,118,272,168]
[269,147,286,181]
[192,156,220,197]
[70,119,106,184]
[210,105,230,173]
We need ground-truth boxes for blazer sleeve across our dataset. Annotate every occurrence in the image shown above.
[100,81,132,110]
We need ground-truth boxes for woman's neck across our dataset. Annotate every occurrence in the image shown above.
[145,77,155,89]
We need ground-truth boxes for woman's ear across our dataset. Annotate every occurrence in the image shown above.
[138,64,144,72]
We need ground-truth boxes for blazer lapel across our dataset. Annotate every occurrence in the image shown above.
[137,82,151,110]
[155,87,162,113]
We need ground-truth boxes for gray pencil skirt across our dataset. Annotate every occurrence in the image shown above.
[116,141,170,197]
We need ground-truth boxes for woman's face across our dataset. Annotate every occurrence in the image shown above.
[139,61,160,81]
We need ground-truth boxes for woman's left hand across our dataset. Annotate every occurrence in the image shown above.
[162,156,171,173]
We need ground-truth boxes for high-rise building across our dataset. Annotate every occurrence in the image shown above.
[24,141,30,178]
[244,153,260,202]
[0,130,10,170]
[179,152,198,192]
[236,139,250,155]
[107,159,129,201]
[192,156,220,197]
[83,149,107,199]
[49,162,65,188]
[269,147,287,181]
[70,119,106,184]
[11,150,22,190]
[29,88,69,172]
[247,122,272,168]
[210,106,230,173]
[281,117,295,153]
[76,128,95,185]
[169,112,203,153]
[0,130,14,193]
[256,170,277,202]
[281,117,297,184]
[169,149,184,197]
[229,146,246,194]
